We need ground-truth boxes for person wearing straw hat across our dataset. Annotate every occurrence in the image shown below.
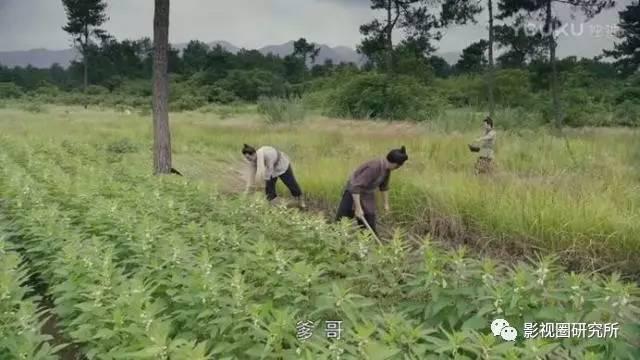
[470,117,497,175]
[242,144,306,209]
[335,146,408,236]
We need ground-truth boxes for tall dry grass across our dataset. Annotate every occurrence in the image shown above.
[1,104,639,275]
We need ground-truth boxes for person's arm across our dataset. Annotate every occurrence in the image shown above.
[476,130,495,142]
[245,163,257,192]
[382,191,390,212]
[352,193,364,219]
[350,166,377,219]
[380,173,391,212]
[255,149,266,183]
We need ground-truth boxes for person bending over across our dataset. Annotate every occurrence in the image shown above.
[335,146,408,235]
[242,144,306,208]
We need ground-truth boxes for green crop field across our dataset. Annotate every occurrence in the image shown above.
[0,104,639,359]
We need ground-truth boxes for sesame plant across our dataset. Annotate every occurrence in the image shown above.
[0,234,61,360]
[0,133,639,359]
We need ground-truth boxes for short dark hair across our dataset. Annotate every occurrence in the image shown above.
[242,144,256,155]
[484,116,494,128]
[387,145,408,166]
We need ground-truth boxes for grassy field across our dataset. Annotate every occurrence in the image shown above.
[1,103,639,359]
[2,104,637,275]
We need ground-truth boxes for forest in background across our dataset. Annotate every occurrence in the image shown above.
[0,1,639,128]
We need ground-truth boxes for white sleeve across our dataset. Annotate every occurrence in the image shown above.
[246,162,257,189]
[255,149,266,182]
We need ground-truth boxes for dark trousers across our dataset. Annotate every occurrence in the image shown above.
[335,190,377,235]
[265,165,303,201]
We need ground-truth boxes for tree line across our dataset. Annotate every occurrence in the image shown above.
[1,1,639,123]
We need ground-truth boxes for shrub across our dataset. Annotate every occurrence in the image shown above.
[106,138,139,154]
[614,101,640,127]
[302,88,330,110]
[138,107,152,117]
[21,102,46,113]
[562,89,610,127]
[171,94,208,112]
[117,80,153,97]
[324,73,444,121]
[201,85,238,104]
[54,92,86,106]
[615,87,640,105]
[104,75,124,92]
[494,69,536,108]
[435,75,484,108]
[124,96,151,109]
[0,82,23,99]
[615,74,640,106]
[257,96,307,124]
[218,69,286,101]
[33,84,61,98]
[86,85,109,96]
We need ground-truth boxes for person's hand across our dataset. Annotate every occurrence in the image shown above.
[354,206,365,220]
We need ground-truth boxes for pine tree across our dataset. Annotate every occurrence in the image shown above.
[61,0,108,91]
[604,1,640,76]
[498,0,616,129]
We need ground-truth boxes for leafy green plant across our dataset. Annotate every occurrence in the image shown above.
[0,82,23,99]
[0,134,638,359]
[171,94,208,112]
[86,85,109,96]
[218,69,287,102]
[614,101,640,127]
[106,138,139,155]
[0,235,62,359]
[324,73,444,121]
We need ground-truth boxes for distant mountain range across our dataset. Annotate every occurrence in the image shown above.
[0,48,80,69]
[0,40,460,69]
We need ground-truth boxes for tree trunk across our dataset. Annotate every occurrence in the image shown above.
[303,54,308,83]
[487,0,495,117]
[385,0,393,74]
[152,0,172,175]
[83,25,89,91]
[546,0,562,130]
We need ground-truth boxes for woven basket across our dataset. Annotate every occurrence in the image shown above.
[468,144,480,153]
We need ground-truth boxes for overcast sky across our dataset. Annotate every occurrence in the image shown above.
[0,0,632,57]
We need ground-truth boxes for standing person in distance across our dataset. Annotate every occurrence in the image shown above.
[242,144,306,209]
[335,146,409,236]
[472,117,497,175]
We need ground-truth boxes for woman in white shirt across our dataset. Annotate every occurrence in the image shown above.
[242,144,306,208]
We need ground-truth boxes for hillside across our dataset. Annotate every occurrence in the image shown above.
[0,41,460,69]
